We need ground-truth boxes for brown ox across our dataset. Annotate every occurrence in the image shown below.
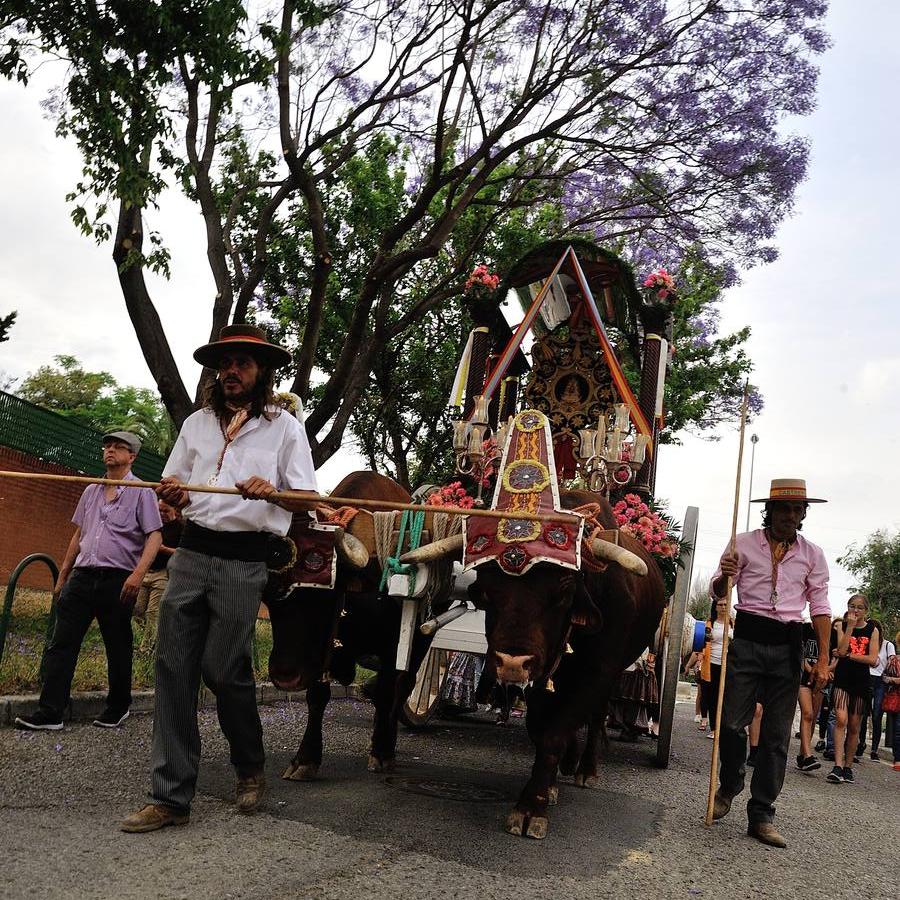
[266,471,451,778]
[403,488,665,839]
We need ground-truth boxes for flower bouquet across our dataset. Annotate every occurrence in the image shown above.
[464,264,500,300]
[642,268,677,304]
[426,481,476,509]
[611,492,689,595]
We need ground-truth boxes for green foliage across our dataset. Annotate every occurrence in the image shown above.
[2,1,271,274]
[838,531,900,638]
[253,138,567,486]
[18,355,176,455]
[0,310,15,342]
[689,579,714,623]
[19,354,115,410]
[349,306,465,489]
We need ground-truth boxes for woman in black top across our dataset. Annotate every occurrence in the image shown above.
[826,595,880,784]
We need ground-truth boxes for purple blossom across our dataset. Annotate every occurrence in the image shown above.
[688,315,714,350]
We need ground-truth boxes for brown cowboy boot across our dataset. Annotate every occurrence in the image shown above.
[712,792,733,820]
[235,772,266,814]
[121,804,189,833]
[747,821,787,848]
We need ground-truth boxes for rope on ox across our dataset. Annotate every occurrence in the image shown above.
[704,385,750,827]
[379,509,426,592]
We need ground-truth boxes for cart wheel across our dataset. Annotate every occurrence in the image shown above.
[656,506,699,768]
[400,648,449,729]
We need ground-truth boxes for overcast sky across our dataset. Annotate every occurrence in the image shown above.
[1,2,898,610]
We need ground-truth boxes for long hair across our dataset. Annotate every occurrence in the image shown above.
[761,501,807,531]
[202,364,278,420]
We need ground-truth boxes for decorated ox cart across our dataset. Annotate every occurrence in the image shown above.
[260,239,699,838]
[399,240,699,768]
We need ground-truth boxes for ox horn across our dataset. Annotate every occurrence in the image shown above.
[334,527,370,570]
[590,538,648,576]
[398,532,465,565]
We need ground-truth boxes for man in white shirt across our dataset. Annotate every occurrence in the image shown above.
[122,325,318,833]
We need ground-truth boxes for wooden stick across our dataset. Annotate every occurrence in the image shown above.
[0,470,582,525]
[704,384,750,827]
[419,604,470,636]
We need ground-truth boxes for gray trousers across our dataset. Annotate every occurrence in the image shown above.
[718,637,800,825]
[149,548,268,812]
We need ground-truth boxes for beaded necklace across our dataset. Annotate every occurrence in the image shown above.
[764,528,793,608]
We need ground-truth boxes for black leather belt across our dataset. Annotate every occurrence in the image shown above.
[180,520,269,562]
[734,609,799,645]
[734,610,803,672]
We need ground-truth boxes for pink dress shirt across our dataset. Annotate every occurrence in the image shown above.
[709,529,831,624]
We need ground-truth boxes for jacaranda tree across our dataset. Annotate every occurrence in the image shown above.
[1,1,828,467]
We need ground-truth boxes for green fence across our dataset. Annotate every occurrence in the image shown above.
[0,390,166,480]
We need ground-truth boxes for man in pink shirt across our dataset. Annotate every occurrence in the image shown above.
[709,479,831,849]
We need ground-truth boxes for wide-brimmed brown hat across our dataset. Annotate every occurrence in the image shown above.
[193,324,292,370]
[752,478,826,504]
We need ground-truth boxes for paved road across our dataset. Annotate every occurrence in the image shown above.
[1,696,896,899]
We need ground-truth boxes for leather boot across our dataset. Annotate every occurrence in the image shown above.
[236,772,266,814]
[712,792,732,820]
[747,821,787,848]
[121,804,189,833]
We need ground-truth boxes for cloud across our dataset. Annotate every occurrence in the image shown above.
[858,358,900,404]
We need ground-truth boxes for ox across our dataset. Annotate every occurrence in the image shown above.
[403,488,665,839]
[266,471,452,778]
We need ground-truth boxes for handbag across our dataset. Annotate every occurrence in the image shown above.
[882,654,900,713]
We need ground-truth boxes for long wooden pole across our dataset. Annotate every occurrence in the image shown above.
[0,470,581,525]
[704,384,750,826]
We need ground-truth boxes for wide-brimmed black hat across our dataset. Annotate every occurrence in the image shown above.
[193,324,292,370]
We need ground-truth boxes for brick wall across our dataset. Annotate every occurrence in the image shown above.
[0,446,85,590]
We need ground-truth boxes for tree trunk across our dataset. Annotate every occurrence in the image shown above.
[112,199,193,427]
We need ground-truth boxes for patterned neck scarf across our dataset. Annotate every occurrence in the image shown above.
[206,404,251,486]
[223,404,249,442]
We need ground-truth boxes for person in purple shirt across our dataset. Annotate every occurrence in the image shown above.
[15,431,162,731]
[708,478,831,849]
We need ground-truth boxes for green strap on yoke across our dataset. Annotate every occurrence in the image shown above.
[379,509,426,593]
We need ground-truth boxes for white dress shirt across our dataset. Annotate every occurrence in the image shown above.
[163,407,317,535]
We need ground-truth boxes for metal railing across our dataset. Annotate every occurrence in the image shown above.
[0,554,60,682]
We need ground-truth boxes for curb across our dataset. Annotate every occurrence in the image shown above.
[0,682,365,727]
[3,680,694,725]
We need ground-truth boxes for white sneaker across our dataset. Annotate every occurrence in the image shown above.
[93,709,130,728]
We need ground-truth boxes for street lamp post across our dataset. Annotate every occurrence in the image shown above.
[745,434,759,531]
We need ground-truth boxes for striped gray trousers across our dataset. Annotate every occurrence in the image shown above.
[149,548,268,812]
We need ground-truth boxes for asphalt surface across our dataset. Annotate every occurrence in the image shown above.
[1,695,897,899]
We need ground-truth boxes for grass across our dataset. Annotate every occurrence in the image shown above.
[0,586,274,695]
